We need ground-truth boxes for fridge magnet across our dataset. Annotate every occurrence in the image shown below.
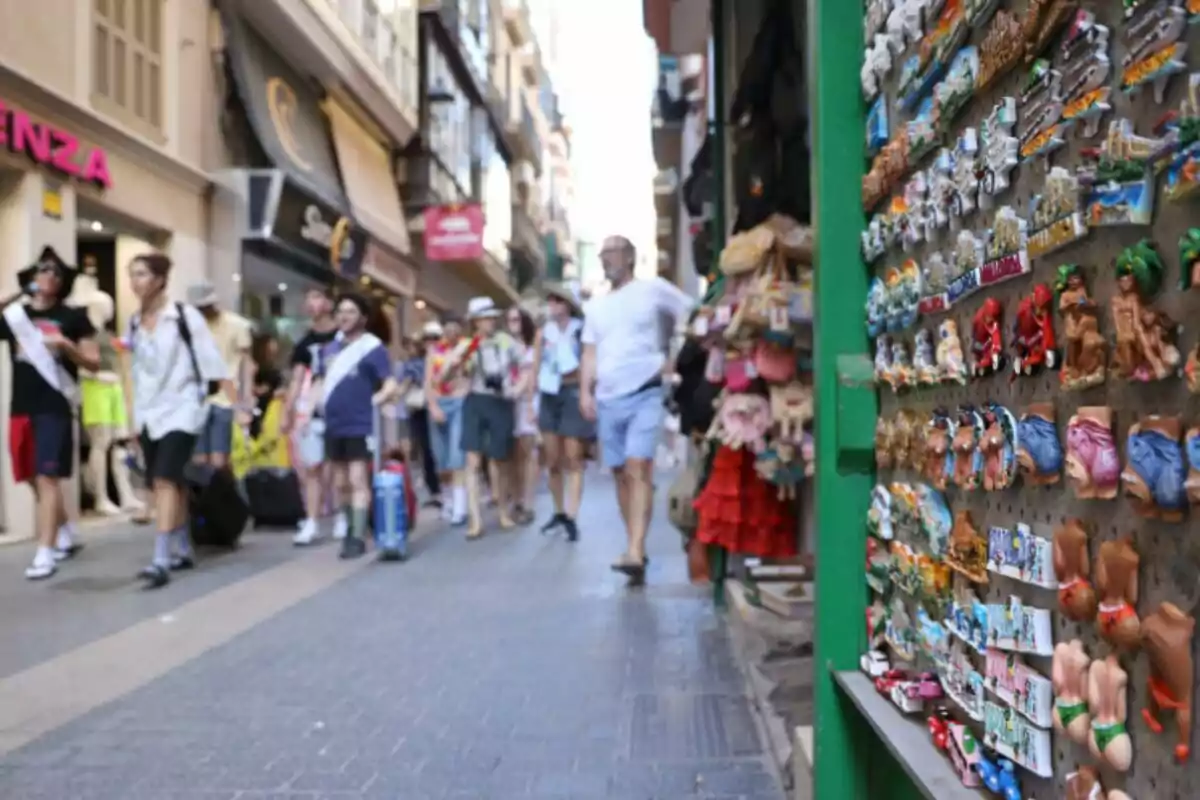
[913,328,940,385]
[1119,2,1187,102]
[1095,538,1141,650]
[987,523,1053,587]
[1087,655,1133,772]
[1054,519,1097,622]
[985,650,1054,727]
[919,252,951,314]
[885,0,923,56]
[897,175,929,249]
[979,402,1017,491]
[1080,118,1168,226]
[1054,264,1106,390]
[945,723,982,786]
[1016,403,1062,485]
[867,600,889,650]
[1065,406,1120,500]
[895,409,926,471]
[905,96,941,164]
[875,415,895,470]
[885,599,918,661]
[947,229,983,304]
[965,0,1000,28]
[1011,283,1058,379]
[866,277,888,338]
[920,0,968,68]
[917,556,953,618]
[978,206,1030,286]
[1026,167,1088,261]
[894,258,923,330]
[951,405,984,490]
[1058,10,1113,138]
[914,482,952,556]
[942,649,987,720]
[1017,60,1066,162]
[861,36,891,100]
[933,47,979,133]
[986,596,1053,656]
[866,537,893,594]
[862,214,887,264]
[1140,601,1195,763]
[889,340,915,392]
[983,702,1052,778]
[1158,73,1200,203]
[946,128,980,219]
[1110,240,1181,382]
[947,594,990,654]
[946,510,988,583]
[866,95,890,156]
[974,9,1024,92]
[1052,640,1092,745]
[936,318,969,384]
[1121,415,1186,522]
[865,0,892,43]
[1187,425,1200,504]
[924,408,955,490]
[1018,0,1074,62]
[977,97,1019,203]
[969,297,1005,377]
[1180,227,1200,288]
[916,608,950,667]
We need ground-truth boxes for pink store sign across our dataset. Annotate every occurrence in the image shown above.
[0,101,113,189]
[423,204,484,261]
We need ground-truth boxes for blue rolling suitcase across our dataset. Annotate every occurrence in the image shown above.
[372,409,411,561]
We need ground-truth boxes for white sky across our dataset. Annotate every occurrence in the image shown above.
[548,0,658,255]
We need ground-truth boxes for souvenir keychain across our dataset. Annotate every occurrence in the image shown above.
[1016,404,1062,486]
[1066,406,1120,500]
[1121,415,1186,522]
[1119,0,1187,103]
[913,328,939,386]
[970,298,1005,377]
[924,408,955,490]
[1055,264,1107,390]
[935,319,968,384]
[1010,283,1057,379]
[1057,10,1113,138]
[1110,240,1181,382]
[979,402,1017,491]
[951,405,984,490]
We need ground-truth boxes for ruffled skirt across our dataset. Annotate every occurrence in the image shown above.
[693,445,797,558]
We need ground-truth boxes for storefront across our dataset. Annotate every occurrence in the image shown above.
[0,89,210,538]
[211,9,366,353]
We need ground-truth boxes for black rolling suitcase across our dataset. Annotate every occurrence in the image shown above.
[244,468,304,528]
[187,464,250,548]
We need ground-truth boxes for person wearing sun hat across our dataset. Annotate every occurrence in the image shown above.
[530,280,592,542]
[424,315,470,524]
[0,247,101,579]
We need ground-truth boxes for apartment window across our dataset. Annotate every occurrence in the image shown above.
[361,0,380,56]
[92,0,164,135]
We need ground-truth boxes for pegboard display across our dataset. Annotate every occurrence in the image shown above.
[862,1,1200,797]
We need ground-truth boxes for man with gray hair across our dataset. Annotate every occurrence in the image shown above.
[579,235,694,583]
[186,281,252,470]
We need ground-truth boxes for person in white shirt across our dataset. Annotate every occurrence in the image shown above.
[579,236,694,582]
[125,254,229,589]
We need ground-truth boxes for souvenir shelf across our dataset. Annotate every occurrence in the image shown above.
[813,0,1200,797]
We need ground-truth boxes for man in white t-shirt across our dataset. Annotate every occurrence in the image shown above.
[580,236,694,582]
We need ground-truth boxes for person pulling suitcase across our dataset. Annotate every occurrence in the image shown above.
[373,402,417,561]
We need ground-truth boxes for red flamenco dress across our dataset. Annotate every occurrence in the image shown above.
[693,445,797,558]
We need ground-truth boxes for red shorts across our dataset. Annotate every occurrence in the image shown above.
[9,414,74,483]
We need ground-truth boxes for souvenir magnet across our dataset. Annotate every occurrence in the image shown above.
[1054,519,1097,621]
[1095,538,1141,651]
[868,483,895,539]
[1140,601,1195,763]
[1055,264,1107,390]
[947,128,979,219]
[977,97,1019,204]
[926,152,955,236]
[1058,11,1113,138]
[866,95,889,155]
[885,599,918,662]
[1011,283,1058,378]
[866,537,893,594]
[914,482,952,557]
[947,229,982,305]
[889,339,914,392]
[913,328,939,385]
[1027,168,1088,261]
[933,47,979,133]
[1080,118,1169,226]
[1052,639,1092,744]
[1158,73,1200,203]
[970,297,1005,377]
[965,0,999,28]
[978,206,1030,287]
[874,334,894,385]
[905,96,940,164]
[1110,240,1181,381]
[866,276,887,337]
[946,724,983,785]
[885,0,922,57]
[974,9,1024,91]
[1121,415,1186,521]
[1018,61,1066,162]
[1119,2,1187,102]
[864,0,892,43]
[935,319,968,384]
[862,215,887,263]
[946,510,988,583]
[924,408,955,489]
[950,405,984,489]
[984,651,1053,728]
[1016,403,1062,486]
[979,402,1017,491]
[1065,406,1120,500]
[919,252,950,314]
[1019,0,1074,63]
[920,0,968,69]
[1087,655,1133,772]
[946,593,989,655]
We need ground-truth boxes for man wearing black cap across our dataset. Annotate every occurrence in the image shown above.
[0,247,100,580]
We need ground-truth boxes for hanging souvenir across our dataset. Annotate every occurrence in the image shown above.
[914,483,952,556]
[1121,415,1186,522]
[987,596,1053,656]
[869,484,895,540]
[1110,240,1181,382]
[890,339,915,392]
[947,229,983,304]
[1057,10,1113,138]
[1087,659,1134,773]
[1016,403,1062,486]
[1010,283,1057,378]
[1052,640,1092,744]
[708,393,772,452]
[754,445,807,501]
[1140,602,1195,763]
[935,319,968,384]
[925,153,955,238]
[867,599,889,651]
[1065,406,1120,500]
[946,128,979,220]
[875,334,895,385]
[1119,0,1187,103]
[1026,167,1088,261]
[920,0,968,71]
[984,650,1053,727]
[861,36,894,100]
[919,252,950,314]
[1159,73,1200,203]
[867,538,893,594]
[983,702,1053,778]
[947,591,989,655]
[969,297,1004,377]
[1054,264,1107,390]
[866,95,890,156]
[912,329,939,386]
[915,607,950,666]
[974,9,1023,91]
[895,409,926,471]
[1018,0,1074,63]
[943,653,987,723]
[897,259,922,330]
[1095,538,1141,652]
[976,97,1019,205]
[978,206,1030,287]
[1080,118,1168,226]
[1053,520,1097,622]
[862,215,887,264]
[924,408,955,490]
[945,510,988,583]
[1188,425,1200,503]
[899,174,930,249]
[905,96,941,164]
[951,405,984,489]
[1018,60,1066,162]
[886,599,918,661]
[885,0,924,57]
[933,47,979,133]
[865,0,893,43]
[979,402,1017,491]
[986,523,1054,588]
[863,138,908,210]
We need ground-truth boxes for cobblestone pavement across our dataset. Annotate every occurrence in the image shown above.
[0,473,785,800]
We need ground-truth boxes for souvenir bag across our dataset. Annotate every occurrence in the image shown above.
[754,340,796,384]
[719,225,775,277]
[725,353,755,392]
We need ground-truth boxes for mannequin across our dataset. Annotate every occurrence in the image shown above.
[70,258,143,515]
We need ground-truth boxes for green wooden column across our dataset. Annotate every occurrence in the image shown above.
[809,0,876,796]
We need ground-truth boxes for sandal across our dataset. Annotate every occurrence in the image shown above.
[610,554,649,579]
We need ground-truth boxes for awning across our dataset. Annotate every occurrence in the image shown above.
[362,239,416,296]
[325,100,413,257]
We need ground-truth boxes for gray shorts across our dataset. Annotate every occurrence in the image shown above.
[538,386,595,440]
[194,405,234,457]
[461,393,515,461]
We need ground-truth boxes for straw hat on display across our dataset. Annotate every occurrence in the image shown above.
[543,281,582,316]
[466,296,501,320]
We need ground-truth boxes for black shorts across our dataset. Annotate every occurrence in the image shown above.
[10,413,74,482]
[326,435,371,463]
[538,385,596,441]
[140,430,198,487]
[461,393,515,461]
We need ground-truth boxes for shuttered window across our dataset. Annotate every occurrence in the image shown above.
[92,0,164,137]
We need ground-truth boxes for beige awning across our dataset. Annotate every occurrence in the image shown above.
[326,100,411,256]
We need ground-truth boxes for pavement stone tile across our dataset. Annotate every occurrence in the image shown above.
[0,474,785,800]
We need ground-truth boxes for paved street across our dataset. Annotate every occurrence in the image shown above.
[0,473,784,800]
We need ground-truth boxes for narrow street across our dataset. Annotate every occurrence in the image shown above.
[0,473,785,800]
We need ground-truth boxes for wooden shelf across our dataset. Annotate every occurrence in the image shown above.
[832,670,987,800]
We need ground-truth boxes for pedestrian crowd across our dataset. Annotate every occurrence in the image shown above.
[2,235,693,588]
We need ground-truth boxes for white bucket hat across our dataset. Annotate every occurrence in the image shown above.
[466,296,500,320]
[186,280,219,307]
[421,321,444,339]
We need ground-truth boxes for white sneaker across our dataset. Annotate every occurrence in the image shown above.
[292,519,320,546]
[94,499,122,516]
[25,549,57,580]
[332,515,349,540]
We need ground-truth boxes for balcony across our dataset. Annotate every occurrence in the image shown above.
[511,202,547,276]
[507,96,543,174]
[502,0,535,48]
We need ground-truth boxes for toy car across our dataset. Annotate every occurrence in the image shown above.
[874,668,907,695]
[927,708,952,750]
[975,753,1021,800]
[860,649,890,677]
[890,682,924,714]
[905,671,944,700]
